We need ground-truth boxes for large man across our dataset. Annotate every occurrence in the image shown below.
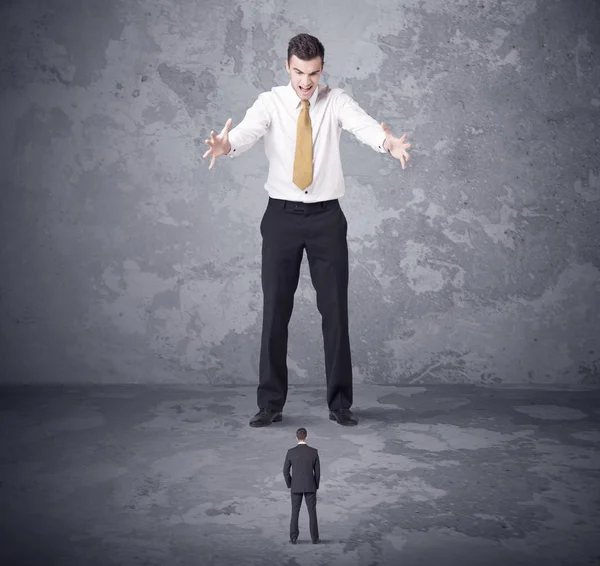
[203,34,411,428]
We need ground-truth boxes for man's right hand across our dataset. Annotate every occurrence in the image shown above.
[203,118,233,169]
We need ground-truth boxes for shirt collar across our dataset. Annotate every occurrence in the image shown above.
[297,441,307,444]
[286,81,319,110]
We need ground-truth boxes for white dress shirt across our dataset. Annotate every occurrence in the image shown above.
[227,82,388,202]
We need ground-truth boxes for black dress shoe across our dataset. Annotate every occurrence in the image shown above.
[312,538,320,544]
[329,408,358,426]
[290,538,297,544]
[249,408,282,427]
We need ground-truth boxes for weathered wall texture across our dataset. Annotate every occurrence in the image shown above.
[1,0,599,385]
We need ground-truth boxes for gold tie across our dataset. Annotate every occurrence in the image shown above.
[293,99,313,190]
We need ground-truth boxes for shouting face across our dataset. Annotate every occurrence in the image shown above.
[285,55,323,100]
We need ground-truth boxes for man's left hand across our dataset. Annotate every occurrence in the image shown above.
[381,122,412,170]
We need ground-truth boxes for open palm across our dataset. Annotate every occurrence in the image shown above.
[203,118,233,169]
[381,122,411,169]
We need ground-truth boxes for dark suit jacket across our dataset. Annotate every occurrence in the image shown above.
[283,443,320,493]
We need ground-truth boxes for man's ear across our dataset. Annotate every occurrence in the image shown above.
[285,58,290,73]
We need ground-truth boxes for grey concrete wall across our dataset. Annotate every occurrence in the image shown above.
[0,0,599,385]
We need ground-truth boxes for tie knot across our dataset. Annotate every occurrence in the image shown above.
[301,99,310,109]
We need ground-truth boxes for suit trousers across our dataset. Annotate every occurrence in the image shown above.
[258,197,353,412]
[290,491,318,541]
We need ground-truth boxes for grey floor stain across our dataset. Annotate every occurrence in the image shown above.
[1,384,599,566]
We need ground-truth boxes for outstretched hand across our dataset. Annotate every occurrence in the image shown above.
[203,118,233,169]
[381,122,412,170]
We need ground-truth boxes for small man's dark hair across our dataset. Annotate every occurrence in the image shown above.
[296,427,307,440]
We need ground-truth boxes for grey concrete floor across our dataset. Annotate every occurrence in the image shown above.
[1,384,600,566]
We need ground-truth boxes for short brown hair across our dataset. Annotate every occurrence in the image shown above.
[288,34,325,65]
[296,427,307,440]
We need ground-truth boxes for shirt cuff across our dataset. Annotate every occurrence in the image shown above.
[226,139,237,158]
[227,132,238,158]
[378,137,390,154]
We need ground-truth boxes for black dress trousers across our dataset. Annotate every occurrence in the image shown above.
[257,197,353,412]
[290,491,318,541]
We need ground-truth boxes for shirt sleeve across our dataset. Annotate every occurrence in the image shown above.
[335,90,388,154]
[227,93,272,158]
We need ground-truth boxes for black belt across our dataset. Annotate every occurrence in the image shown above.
[269,197,339,213]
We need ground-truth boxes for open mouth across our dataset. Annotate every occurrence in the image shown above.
[300,86,312,94]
